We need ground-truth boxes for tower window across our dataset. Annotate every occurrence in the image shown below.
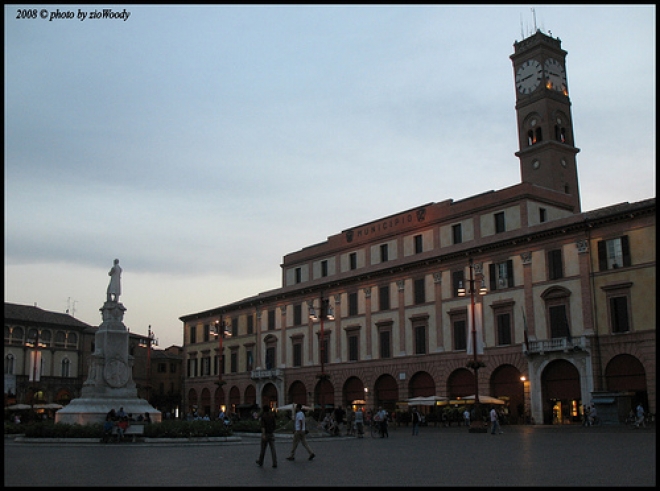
[321,260,328,277]
[555,125,567,143]
[535,127,543,143]
[539,208,547,223]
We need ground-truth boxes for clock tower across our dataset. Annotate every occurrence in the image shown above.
[511,30,581,212]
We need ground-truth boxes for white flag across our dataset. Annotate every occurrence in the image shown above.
[466,303,484,355]
[28,351,42,382]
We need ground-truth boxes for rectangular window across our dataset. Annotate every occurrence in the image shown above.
[379,285,390,311]
[295,267,302,284]
[293,342,302,367]
[452,223,462,244]
[265,347,275,370]
[414,325,426,355]
[170,363,177,374]
[380,244,389,262]
[489,260,514,290]
[598,236,631,271]
[188,358,198,378]
[495,212,506,234]
[231,317,239,337]
[549,305,571,339]
[267,310,276,331]
[414,234,423,254]
[157,363,167,374]
[348,334,359,361]
[202,357,211,376]
[610,296,630,333]
[414,278,425,305]
[293,304,302,326]
[321,337,329,365]
[379,330,391,359]
[540,208,547,223]
[452,270,465,297]
[247,314,254,334]
[203,324,211,342]
[496,313,512,346]
[348,292,358,316]
[453,319,467,351]
[246,350,253,372]
[349,252,357,270]
[230,352,237,373]
[189,325,197,344]
[321,260,328,277]
[548,249,563,280]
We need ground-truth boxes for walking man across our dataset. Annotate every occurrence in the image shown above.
[412,407,422,436]
[286,404,315,462]
[490,406,503,435]
[256,405,277,468]
[355,407,365,438]
[634,403,645,428]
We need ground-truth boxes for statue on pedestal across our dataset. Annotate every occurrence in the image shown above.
[107,259,122,303]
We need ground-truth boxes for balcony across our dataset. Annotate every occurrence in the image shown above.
[524,336,587,356]
[251,368,283,380]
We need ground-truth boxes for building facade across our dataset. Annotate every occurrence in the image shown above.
[180,30,655,424]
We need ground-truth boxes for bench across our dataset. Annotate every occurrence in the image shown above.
[111,423,146,442]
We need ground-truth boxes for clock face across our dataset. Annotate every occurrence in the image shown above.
[516,59,543,95]
[544,58,567,93]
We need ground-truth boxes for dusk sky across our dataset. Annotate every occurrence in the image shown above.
[4,5,655,348]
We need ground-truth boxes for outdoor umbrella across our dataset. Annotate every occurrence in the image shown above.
[452,395,505,405]
[6,404,31,410]
[406,396,448,406]
[275,403,313,412]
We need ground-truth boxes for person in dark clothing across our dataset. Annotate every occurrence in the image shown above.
[256,405,278,468]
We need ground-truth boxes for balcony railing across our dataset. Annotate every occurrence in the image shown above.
[524,336,587,355]
[250,368,282,380]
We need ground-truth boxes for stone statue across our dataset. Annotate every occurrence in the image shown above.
[107,259,122,302]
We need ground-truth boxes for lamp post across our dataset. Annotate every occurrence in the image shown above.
[458,257,487,432]
[309,295,334,416]
[146,325,158,404]
[214,318,232,387]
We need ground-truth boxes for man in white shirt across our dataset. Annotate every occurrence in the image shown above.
[286,404,315,461]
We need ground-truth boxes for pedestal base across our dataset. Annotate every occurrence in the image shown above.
[54,397,161,425]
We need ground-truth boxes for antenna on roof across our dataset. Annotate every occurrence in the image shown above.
[532,8,537,32]
[520,14,524,40]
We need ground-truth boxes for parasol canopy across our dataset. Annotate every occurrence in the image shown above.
[406,396,449,406]
[450,395,505,405]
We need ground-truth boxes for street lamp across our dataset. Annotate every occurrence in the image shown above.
[214,319,232,387]
[146,325,158,403]
[458,257,487,433]
[309,295,334,415]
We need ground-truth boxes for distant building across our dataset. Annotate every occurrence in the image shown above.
[4,302,183,418]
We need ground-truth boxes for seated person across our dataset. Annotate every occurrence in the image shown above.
[116,417,130,441]
[102,416,115,443]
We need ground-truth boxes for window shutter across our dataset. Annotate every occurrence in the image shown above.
[597,240,607,271]
[506,260,514,287]
[621,235,631,267]
[489,264,496,291]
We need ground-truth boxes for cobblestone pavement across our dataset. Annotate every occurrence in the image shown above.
[4,424,655,487]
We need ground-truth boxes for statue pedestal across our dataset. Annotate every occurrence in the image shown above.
[55,300,161,425]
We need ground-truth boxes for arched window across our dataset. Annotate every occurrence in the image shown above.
[55,331,66,347]
[68,332,78,348]
[40,329,52,347]
[11,326,24,344]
